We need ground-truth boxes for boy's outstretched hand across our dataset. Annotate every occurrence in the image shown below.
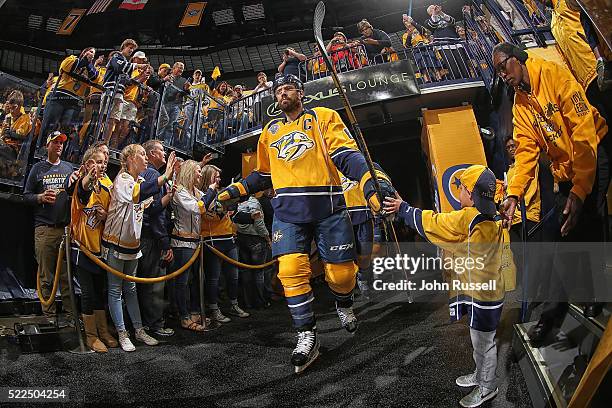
[384,194,403,214]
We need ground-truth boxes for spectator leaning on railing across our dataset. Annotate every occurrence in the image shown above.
[356,19,392,62]
[160,62,190,146]
[110,51,151,150]
[425,4,458,41]
[37,47,99,152]
[278,48,307,79]
[0,90,32,177]
[401,15,444,82]
[102,39,149,147]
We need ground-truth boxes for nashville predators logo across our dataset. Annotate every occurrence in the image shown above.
[83,205,103,229]
[270,131,314,162]
[341,176,358,193]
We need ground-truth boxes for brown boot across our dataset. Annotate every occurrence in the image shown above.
[94,310,118,348]
[82,314,107,353]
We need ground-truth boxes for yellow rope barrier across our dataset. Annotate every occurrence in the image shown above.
[77,243,201,283]
[204,242,277,269]
[36,240,65,307]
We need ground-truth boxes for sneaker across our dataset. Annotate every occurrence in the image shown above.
[135,328,159,346]
[291,329,320,374]
[152,327,175,337]
[336,302,358,333]
[459,386,498,408]
[211,309,231,323]
[118,330,136,352]
[357,279,370,299]
[228,304,250,318]
[456,372,478,387]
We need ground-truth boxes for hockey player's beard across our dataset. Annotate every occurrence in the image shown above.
[278,95,302,115]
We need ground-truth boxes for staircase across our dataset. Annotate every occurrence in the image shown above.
[513,303,611,407]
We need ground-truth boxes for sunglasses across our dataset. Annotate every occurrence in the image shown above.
[495,55,514,75]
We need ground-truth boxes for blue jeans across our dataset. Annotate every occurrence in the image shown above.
[161,103,181,146]
[203,239,239,309]
[237,234,271,307]
[37,98,79,150]
[172,247,196,320]
[106,249,143,331]
[136,237,166,330]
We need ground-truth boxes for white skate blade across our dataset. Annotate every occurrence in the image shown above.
[293,349,320,374]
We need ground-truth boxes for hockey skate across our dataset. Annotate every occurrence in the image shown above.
[291,329,320,374]
[336,302,358,333]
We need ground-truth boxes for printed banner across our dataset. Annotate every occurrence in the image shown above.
[57,9,87,35]
[180,2,207,28]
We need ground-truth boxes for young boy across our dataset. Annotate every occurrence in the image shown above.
[384,165,507,408]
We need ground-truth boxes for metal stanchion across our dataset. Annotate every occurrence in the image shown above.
[199,238,220,331]
[64,226,94,354]
[520,199,529,323]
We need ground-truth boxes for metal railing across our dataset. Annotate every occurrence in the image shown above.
[375,39,483,88]
[223,88,271,141]
[300,44,370,82]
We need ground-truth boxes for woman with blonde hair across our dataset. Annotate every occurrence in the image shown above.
[198,164,249,323]
[102,144,173,351]
[170,159,210,331]
[70,146,117,352]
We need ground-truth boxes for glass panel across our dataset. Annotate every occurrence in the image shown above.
[0,71,40,186]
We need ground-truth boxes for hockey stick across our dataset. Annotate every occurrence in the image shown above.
[313,1,385,211]
[314,1,410,299]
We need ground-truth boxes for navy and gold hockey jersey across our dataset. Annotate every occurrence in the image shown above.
[240,107,372,223]
[56,55,98,100]
[71,175,112,256]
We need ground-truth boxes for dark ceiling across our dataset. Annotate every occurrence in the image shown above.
[1,0,464,51]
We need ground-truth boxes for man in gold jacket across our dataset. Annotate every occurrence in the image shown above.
[494,42,610,344]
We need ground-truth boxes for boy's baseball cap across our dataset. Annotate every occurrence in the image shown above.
[46,130,67,145]
[159,63,171,70]
[459,165,497,216]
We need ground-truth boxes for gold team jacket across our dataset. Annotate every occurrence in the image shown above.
[508,56,607,202]
[551,0,597,90]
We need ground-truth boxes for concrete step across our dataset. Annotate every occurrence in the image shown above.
[513,304,610,408]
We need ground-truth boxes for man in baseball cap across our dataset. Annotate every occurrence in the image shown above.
[46,130,67,145]
[131,51,147,63]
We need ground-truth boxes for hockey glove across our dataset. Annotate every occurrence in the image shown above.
[360,170,396,214]
[217,182,247,202]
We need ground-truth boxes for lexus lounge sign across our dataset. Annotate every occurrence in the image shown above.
[262,60,420,123]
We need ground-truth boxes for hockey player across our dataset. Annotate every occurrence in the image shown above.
[216,74,395,373]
